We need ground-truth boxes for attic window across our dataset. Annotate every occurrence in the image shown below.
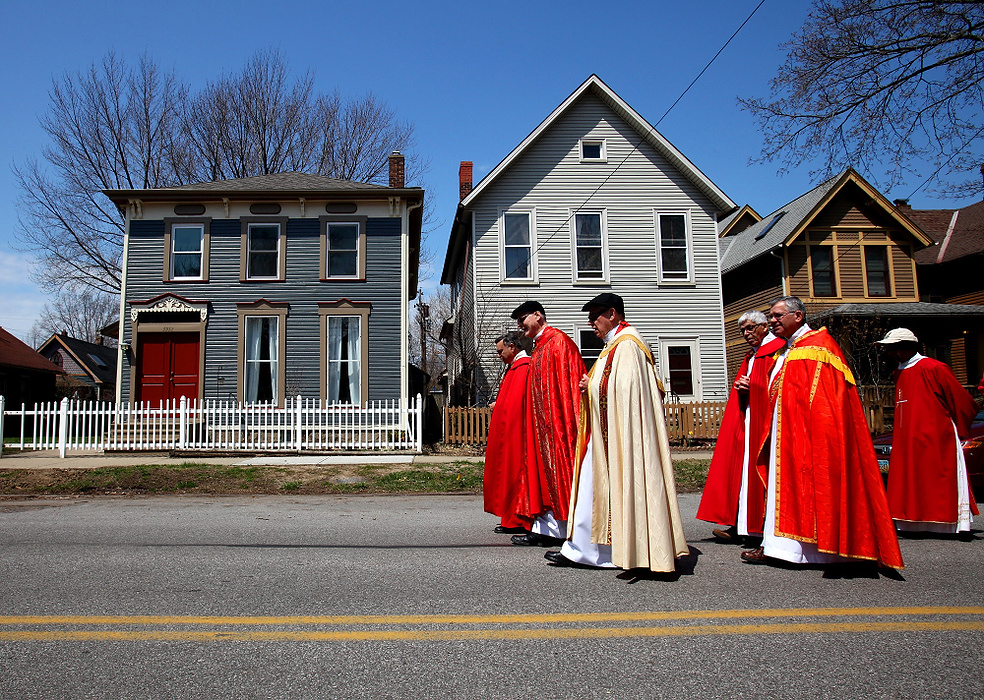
[579,139,607,163]
[755,212,785,240]
[87,353,108,369]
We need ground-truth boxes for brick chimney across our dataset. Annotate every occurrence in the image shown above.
[893,198,910,209]
[389,151,405,188]
[459,161,473,200]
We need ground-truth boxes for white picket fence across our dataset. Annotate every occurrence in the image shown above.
[0,395,423,457]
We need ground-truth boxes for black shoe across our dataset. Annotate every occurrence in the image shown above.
[494,525,528,535]
[544,550,593,568]
[511,533,565,547]
[712,525,739,543]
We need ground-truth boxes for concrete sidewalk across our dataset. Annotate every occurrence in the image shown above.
[0,449,711,469]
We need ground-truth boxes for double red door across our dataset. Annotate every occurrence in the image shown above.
[136,333,200,404]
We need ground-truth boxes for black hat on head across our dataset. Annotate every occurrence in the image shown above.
[511,300,545,319]
[581,292,624,316]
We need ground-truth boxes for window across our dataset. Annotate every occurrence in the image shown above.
[237,301,288,406]
[656,212,691,282]
[246,224,280,279]
[171,224,204,279]
[577,329,605,371]
[579,139,607,163]
[320,216,367,280]
[864,246,891,297]
[326,316,362,404]
[658,339,701,401]
[810,246,837,297]
[327,223,359,277]
[244,316,279,403]
[572,212,606,281]
[501,211,535,281]
[319,301,371,404]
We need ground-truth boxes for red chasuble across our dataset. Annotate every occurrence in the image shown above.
[887,356,979,523]
[698,336,784,529]
[525,326,585,522]
[771,328,903,569]
[483,355,532,528]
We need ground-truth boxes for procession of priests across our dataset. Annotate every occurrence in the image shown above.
[481,293,980,574]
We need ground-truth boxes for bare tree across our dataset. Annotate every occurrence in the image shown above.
[16,50,425,296]
[30,290,120,347]
[15,53,188,295]
[741,1,984,197]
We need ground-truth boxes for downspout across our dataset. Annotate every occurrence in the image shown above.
[769,247,787,296]
[115,204,132,404]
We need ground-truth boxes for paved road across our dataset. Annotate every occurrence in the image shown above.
[1,493,981,699]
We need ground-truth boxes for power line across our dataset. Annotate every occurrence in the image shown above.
[505,0,768,278]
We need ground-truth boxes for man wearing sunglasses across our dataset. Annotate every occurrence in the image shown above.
[508,301,585,547]
[742,296,903,571]
[698,310,785,546]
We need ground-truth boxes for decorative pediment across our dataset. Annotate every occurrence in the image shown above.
[130,294,209,323]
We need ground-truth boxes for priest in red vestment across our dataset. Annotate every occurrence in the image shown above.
[742,296,904,570]
[509,301,585,547]
[484,331,534,533]
[876,328,979,533]
[697,310,785,543]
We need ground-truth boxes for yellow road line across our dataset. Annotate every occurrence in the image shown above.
[2,606,982,627]
[1,620,983,642]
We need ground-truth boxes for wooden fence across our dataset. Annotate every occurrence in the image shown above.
[444,402,728,446]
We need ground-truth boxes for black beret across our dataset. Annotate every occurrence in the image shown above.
[581,293,624,315]
[510,300,546,319]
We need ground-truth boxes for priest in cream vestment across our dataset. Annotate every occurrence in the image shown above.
[545,293,689,571]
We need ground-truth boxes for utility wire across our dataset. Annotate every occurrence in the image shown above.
[505,0,768,278]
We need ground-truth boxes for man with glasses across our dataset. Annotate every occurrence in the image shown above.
[698,310,784,546]
[742,296,903,570]
[545,293,688,570]
[508,301,585,547]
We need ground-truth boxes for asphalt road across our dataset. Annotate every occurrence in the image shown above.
[1,493,981,699]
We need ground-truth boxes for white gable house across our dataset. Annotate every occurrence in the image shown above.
[441,75,735,405]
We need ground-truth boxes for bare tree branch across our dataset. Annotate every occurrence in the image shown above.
[741,0,984,197]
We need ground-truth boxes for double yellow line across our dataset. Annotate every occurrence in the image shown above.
[1,607,982,642]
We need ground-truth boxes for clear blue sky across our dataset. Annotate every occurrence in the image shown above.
[0,0,976,342]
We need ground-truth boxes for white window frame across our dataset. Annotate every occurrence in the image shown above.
[170,223,205,280]
[574,325,605,371]
[325,315,363,405]
[499,208,537,284]
[657,337,702,402]
[243,315,280,404]
[246,222,281,280]
[579,138,607,163]
[654,210,694,284]
[570,209,609,283]
[325,221,362,280]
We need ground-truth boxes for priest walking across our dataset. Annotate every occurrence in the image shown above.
[742,296,903,570]
[509,301,585,547]
[483,331,533,534]
[545,293,688,571]
[876,328,979,533]
[697,310,785,544]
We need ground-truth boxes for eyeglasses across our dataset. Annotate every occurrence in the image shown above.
[587,309,610,323]
[516,313,531,325]
[739,323,765,334]
[768,311,795,320]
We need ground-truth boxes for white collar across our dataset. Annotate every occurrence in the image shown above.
[512,350,529,361]
[899,352,925,370]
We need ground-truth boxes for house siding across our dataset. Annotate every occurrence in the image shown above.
[466,92,728,401]
[121,216,403,403]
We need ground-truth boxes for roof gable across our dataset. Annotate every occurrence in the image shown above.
[720,169,934,274]
[38,333,117,385]
[0,327,62,374]
[461,75,735,213]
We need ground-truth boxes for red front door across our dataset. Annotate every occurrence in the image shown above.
[136,332,200,404]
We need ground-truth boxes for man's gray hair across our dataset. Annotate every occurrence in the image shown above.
[495,331,525,348]
[769,295,807,319]
[738,310,767,326]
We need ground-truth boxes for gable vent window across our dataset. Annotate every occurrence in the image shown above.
[579,139,607,163]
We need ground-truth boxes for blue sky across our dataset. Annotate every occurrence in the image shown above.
[0,0,977,342]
